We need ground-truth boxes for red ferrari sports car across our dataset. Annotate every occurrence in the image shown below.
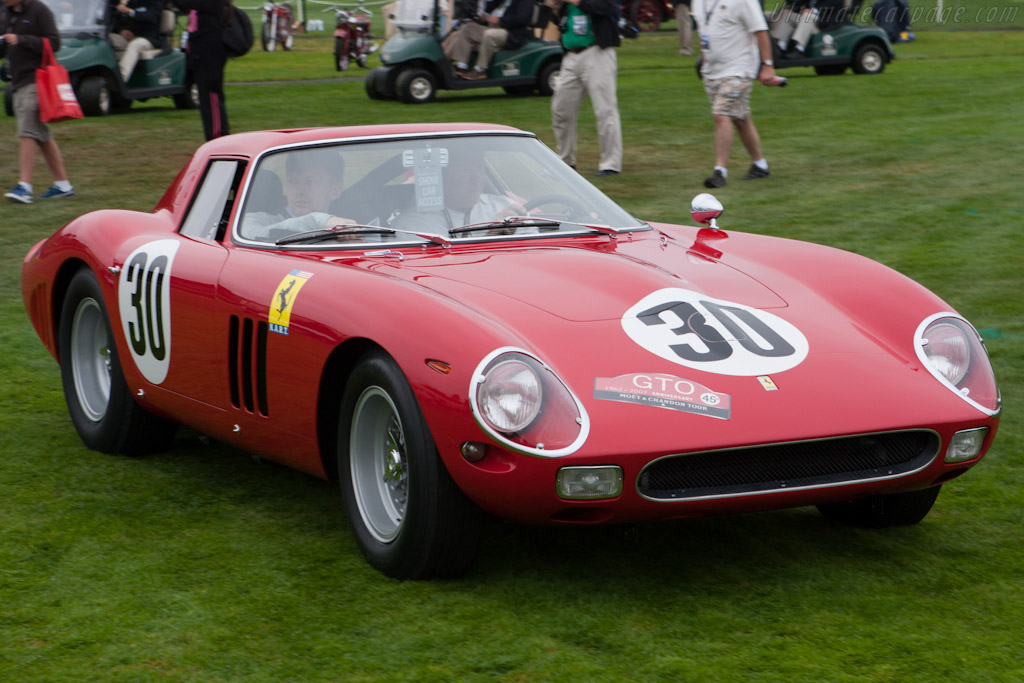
[22,124,1000,579]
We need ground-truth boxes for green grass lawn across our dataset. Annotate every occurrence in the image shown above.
[1,25,1023,681]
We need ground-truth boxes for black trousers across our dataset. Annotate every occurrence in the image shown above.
[189,44,229,140]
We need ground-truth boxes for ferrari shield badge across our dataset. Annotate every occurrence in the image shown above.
[269,269,313,335]
[621,288,809,376]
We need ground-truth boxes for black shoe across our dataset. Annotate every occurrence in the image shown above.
[703,169,726,188]
[741,164,770,180]
[595,169,620,177]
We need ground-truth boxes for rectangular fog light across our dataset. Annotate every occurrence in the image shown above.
[945,427,988,463]
[556,466,623,500]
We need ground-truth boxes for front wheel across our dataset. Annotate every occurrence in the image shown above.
[78,76,112,116]
[262,20,275,51]
[58,268,176,455]
[852,43,886,74]
[396,68,437,104]
[817,486,941,527]
[338,350,484,579]
[335,37,349,71]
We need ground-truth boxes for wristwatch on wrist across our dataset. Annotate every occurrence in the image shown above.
[761,60,774,67]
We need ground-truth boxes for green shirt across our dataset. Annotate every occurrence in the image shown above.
[562,4,596,51]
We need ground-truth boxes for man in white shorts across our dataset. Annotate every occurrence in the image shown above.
[692,0,780,188]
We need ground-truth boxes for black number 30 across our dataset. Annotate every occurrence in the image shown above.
[637,300,796,362]
[124,251,169,361]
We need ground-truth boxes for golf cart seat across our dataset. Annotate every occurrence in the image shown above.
[139,9,176,60]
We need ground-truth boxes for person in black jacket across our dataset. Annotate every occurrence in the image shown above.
[1,0,75,203]
[177,0,229,139]
[110,0,167,81]
[444,0,533,79]
[549,0,622,176]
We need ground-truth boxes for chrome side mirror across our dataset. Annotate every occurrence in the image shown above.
[690,193,724,229]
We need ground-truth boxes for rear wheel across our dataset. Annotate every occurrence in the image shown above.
[365,67,390,99]
[173,79,199,109]
[817,486,941,527]
[338,350,484,579]
[79,76,112,116]
[852,43,886,74]
[396,68,437,104]
[537,60,560,96]
[59,268,176,455]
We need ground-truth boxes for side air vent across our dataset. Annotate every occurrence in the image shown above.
[229,316,269,416]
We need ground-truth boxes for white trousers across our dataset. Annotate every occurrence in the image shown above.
[116,36,155,81]
[551,45,623,173]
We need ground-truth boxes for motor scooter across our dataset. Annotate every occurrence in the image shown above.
[324,5,379,71]
[262,1,296,51]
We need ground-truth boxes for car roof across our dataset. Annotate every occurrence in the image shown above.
[196,123,527,157]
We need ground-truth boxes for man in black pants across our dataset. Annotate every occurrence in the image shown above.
[177,0,229,140]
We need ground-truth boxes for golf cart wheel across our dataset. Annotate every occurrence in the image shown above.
[537,60,560,96]
[173,78,199,110]
[79,76,112,116]
[365,67,389,99]
[852,43,886,74]
[396,68,436,104]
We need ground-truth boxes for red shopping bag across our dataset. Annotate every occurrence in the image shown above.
[36,39,83,123]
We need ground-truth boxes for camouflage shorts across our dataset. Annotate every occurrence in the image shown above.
[703,75,754,119]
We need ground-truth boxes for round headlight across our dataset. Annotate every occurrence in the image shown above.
[922,321,970,385]
[476,359,543,434]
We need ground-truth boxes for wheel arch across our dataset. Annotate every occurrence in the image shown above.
[316,337,388,482]
[48,258,95,360]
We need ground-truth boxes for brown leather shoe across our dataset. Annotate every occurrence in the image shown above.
[459,69,487,80]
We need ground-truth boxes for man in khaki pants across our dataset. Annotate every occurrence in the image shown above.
[549,0,622,177]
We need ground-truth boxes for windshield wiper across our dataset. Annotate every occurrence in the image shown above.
[448,216,562,236]
[449,216,626,237]
[276,225,451,248]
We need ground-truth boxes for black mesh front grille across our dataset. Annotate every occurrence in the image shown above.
[637,431,939,500]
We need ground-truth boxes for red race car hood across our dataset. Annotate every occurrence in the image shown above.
[389,237,789,324]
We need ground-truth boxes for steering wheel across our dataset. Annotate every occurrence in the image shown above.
[523,194,591,223]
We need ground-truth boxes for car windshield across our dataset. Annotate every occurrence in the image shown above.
[41,0,108,33]
[235,133,647,247]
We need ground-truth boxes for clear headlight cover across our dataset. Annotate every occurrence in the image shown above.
[915,314,1000,415]
[470,348,590,458]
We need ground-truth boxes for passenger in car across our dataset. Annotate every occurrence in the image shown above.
[242,148,356,242]
[391,149,526,234]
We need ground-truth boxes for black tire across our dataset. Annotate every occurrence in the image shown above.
[817,486,941,527]
[173,79,199,110]
[3,86,13,117]
[338,350,484,579]
[365,67,386,99]
[814,64,847,75]
[852,43,886,75]
[536,60,560,97]
[58,268,177,455]
[396,68,437,104]
[79,76,112,116]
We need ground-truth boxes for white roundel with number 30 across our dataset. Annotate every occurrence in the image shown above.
[621,288,809,376]
[117,239,179,385]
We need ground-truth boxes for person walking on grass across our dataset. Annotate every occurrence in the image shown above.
[2,0,75,204]
[692,0,780,188]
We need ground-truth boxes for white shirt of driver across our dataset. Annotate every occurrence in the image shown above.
[692,0,768,80]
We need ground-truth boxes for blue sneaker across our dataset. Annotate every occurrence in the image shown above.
[39,185,75,199]
[5,184,34,204]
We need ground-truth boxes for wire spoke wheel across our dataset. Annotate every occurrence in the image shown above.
[350,386,409,543]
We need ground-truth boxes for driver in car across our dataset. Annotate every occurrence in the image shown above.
[242,148,355,242]
[391,149,526,235]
